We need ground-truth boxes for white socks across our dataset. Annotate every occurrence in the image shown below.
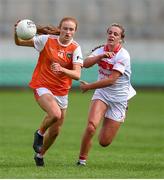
[37,130,44,136]
[36,153,43,159]
[79,159,86,165]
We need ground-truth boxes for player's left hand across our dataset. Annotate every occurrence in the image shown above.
[51,62,63,74]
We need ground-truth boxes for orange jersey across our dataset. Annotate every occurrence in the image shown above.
[29,35,83,96]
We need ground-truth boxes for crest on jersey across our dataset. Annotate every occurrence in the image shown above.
[58,50,65,58]
[66,53,72,59]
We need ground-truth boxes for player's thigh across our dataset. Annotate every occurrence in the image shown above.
[37,94,61,117]
[99,118,121,144]
[88,99,108,127]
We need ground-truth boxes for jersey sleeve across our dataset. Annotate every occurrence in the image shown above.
[73,46,83,65]
[33,35,49,52]
[113,53,130,75]
[113,59,126,74]
[88,47,101,57]
[88,47,103,57]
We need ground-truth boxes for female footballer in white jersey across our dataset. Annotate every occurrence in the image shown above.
[77,23,136,166]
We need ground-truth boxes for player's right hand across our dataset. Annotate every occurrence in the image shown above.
[79,80,89,93]
[103,51,115,58]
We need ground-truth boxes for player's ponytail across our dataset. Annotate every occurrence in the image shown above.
[37,25,60,35]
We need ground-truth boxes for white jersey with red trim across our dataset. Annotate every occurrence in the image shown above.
[89,46,136,102]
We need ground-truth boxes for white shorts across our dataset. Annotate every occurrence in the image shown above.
[92,91,128,122]
[34,87,68,109]
[128,85,136,100]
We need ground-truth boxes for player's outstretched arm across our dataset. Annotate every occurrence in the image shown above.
[84,52,115,68]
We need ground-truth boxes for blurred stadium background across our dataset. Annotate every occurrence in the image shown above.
[0,0,164,88]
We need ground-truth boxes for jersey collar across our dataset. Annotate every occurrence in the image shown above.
[104,44,122,54]
[57,37,73,47]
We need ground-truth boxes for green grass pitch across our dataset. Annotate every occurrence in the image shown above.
[0,89,164,178]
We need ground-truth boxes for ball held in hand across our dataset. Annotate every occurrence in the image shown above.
[16,19,37,40]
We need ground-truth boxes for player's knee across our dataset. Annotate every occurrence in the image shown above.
[86,122,97,136]
[50,111,61,122]
[99,138,112,147]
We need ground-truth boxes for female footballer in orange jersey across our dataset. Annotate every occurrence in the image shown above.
[14,17,83,166]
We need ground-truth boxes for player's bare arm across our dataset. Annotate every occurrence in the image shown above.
[80,70,121,93]
[14,32,34,47]
[14,26,34,47]
[51,63,82,80]
[84,52,115,68]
